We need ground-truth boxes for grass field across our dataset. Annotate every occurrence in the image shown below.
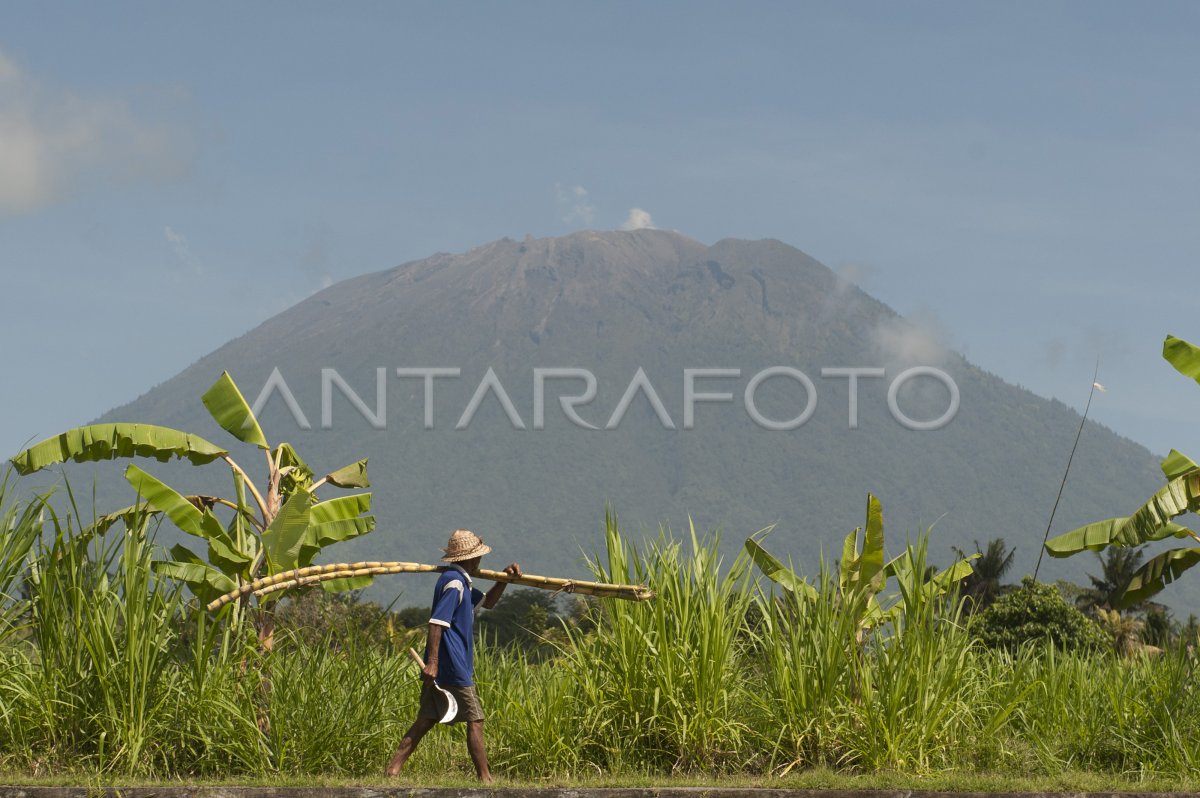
[1,485,1198,782]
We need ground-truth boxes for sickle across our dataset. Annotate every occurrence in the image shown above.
[408,648,458,724]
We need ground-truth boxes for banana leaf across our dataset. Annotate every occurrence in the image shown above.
[125,465,227,541]
[81,503,152,539]
[202,372,268,449]
[309,493,371,524]
[302,493,374,564]
[839,527,860,596]
[322,574,374,592]
[877,551,915,609]
[206,538,251,575]
[10,424,226,475]
[925,556,977,597]
[1119,546,1200,607]
[1046,516,1194,557]
[125,467,252,572]
[866,552,976,629]
[261,491,313,574]
[1164,335,1200,386]
[886,550,977,598]
[324,458,370,488]
[302,517,374,561]
[81,495,246,538]
[1115,473,1200,546]
[154,546,238,605]
[839,494,886,599]
[861,494,886,594]
[744,537,817,600]
[1162,449,1200,481]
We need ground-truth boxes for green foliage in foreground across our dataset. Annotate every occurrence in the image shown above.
[1046,334,1200,607]
[8,371,375,613]
[2,487,1200,779]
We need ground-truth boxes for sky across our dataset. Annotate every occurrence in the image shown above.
[1,1,1198,460]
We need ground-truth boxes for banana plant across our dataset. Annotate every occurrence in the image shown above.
[745,493,976,641]
[1044,335,1200,608]
[9,372,375,643]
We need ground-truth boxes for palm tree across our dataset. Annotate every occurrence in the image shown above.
[955,538,1015,613]
[1142,605,1175,649]
[1078,546,1145,613]
[1096,608,1145,657]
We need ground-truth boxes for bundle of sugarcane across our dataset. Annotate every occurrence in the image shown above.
[205,561,654,612]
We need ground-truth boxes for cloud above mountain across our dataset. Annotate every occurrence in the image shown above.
[870,310,951,368]
[163,225,205,275]
[556,184,595,227]
[0,48,190,214]
[620,207,656,230]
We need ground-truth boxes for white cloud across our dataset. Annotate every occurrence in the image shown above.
[0,48,189,215]
[871,311,950,368]
[164,225,202,274]
[555,183,595,227]
[620,207,656,231]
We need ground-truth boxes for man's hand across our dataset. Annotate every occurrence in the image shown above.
[422,659,438,683]
[483,563,522,608]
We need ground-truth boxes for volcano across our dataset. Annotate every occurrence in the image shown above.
[86,229,1170,603]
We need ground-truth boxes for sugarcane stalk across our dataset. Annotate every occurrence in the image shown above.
[205,561,654,611]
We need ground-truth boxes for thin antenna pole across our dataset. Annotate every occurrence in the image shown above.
[1033,359,1101,581]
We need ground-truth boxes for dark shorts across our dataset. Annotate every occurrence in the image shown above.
[417,680,485,724]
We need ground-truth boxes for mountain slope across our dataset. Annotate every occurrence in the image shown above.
[86,230,1180,607]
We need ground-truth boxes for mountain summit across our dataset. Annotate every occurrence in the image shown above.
[96,230,1164,596]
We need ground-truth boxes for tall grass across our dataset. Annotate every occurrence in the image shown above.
[555,514,758,773]
[0,473,42,646]
[0,480,1198,779]
[0,496,179,772]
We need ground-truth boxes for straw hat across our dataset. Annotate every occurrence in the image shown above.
[442,529,491,562]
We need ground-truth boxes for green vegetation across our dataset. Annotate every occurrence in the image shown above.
[974,577,1108,654]
[956,537,1017,613]
[2,476,1200,781]
[8,371,375,648]
[1046,334,1200,608]
[746,493,977,640]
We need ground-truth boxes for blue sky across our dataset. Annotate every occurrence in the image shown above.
[1,1,1197,458]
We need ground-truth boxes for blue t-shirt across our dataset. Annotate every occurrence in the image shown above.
[426,565,485,687]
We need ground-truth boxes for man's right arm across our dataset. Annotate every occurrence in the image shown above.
[423,624,443,682]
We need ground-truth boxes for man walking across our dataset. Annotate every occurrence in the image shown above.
[386,529,522,782]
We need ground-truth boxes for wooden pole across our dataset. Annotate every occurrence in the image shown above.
[205,561,654,612]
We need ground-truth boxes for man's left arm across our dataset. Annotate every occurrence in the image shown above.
[482,563,522,609]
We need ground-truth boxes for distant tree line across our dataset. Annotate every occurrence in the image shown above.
[953,537,1196,655]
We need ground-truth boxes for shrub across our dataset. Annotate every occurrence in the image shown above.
[974,576,1107,653]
